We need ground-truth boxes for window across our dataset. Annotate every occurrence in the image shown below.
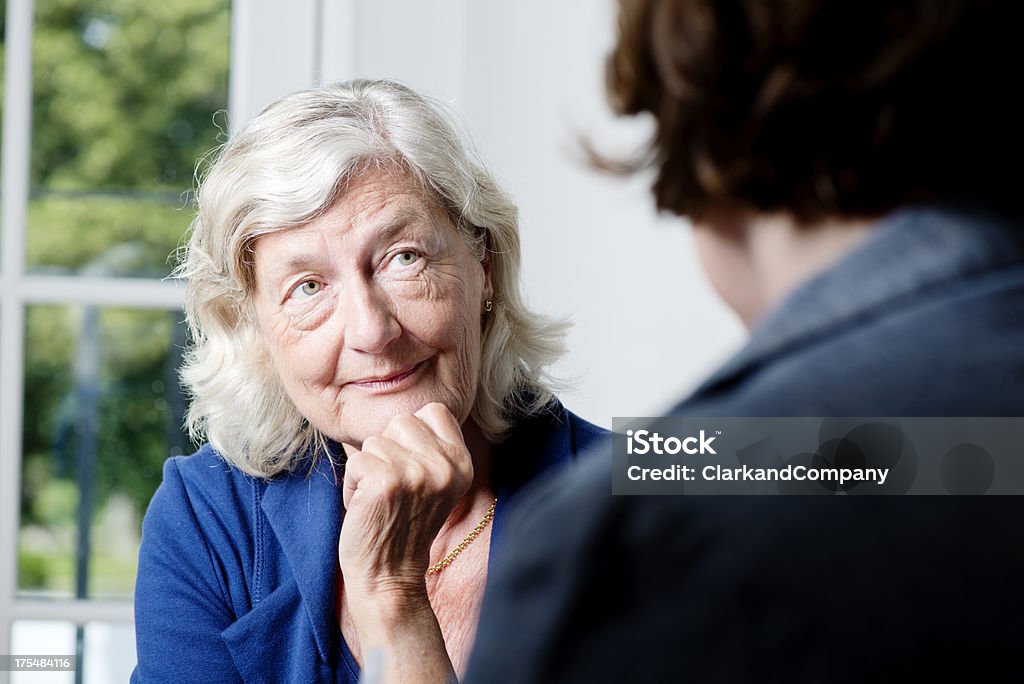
[2,0,229,679]
[3,0,348,676]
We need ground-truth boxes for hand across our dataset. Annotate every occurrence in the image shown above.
[338,402,474,599]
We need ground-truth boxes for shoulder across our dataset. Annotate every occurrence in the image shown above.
[147,444,255,528]
[141,444,260,576]
[161,443,250,493]
[137,445,267,627]
[508,399,609,467]
[489,404,614,559]
[490,400,608,509]
[565,409,608,453]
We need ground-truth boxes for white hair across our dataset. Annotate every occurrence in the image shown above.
[177,79,567,478]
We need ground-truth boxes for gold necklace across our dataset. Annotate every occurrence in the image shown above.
[426,498,498,576]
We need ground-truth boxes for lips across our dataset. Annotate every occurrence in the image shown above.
[347,361,423,390]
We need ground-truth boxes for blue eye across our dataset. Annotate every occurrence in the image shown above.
[289,280,323,299]
[394,251,419,267]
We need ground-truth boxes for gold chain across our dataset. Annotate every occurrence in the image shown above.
[426,498,498,576]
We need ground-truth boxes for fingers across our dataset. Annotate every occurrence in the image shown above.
[381,406,474,482]
[342,446,382,511]
[338,405,477,588]
[342,438,419,509]
[380,413,442,454]
[343,436,469,513]
[342,403,474,513]
[413,402,465,447]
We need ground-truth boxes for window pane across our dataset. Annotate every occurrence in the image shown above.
[28,0,230,277]
[27,193,192,277]
[10,620,75,684]
[83,621,135,683]
[19,305,195,599]
[11,620,133,684]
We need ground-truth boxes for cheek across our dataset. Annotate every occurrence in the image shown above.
[400,290,483,392]
[440,272,485,388]
[440,302,484,399]
[260,315,340,391]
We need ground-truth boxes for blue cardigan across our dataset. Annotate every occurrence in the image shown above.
[132,402,605,682]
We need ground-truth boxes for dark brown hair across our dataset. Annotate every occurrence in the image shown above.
[606,0,1023,221]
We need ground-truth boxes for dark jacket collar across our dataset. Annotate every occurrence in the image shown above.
[694,205,1024,396]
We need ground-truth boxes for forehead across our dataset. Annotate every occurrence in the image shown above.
[307,165,449,240]
[333,165,441,223]
[267,166,450,245]
[249,167,455,276]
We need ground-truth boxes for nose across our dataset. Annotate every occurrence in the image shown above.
[340,280,402,354]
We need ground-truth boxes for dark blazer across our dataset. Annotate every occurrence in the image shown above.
[131,402,605,683]
[466,206,1024,683]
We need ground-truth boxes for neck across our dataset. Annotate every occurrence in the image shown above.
[693,209,877,328]
[443,417,495,527]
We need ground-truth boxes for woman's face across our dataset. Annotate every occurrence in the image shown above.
[251,168,491,448]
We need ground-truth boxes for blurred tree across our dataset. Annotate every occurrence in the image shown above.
[32,0,228,189]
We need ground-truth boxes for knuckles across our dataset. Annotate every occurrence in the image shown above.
[359,434,390,454]
[416,401,449,419]
[346,406,473,504]
[348,441,466,499]
[381,412,423,441]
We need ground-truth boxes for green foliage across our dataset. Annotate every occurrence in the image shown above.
[21,306,75,528]
[17,551,55,590]
[96,307,187,512]
[27,195,194,275]
[11,0,228,597]
[34,474,80,526]
[32,0,229,190]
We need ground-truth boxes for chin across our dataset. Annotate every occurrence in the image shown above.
[327,393,472,447]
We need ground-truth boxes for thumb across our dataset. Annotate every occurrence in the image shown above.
[341,448,361,511]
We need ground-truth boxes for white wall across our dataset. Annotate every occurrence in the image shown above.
[232,0,746,428]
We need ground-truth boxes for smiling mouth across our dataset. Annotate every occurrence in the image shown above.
[347,362,424,392]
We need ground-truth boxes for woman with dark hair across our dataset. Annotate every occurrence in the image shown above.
[468,1,1024,681]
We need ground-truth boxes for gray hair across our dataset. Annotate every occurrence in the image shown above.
[177,79,566,478]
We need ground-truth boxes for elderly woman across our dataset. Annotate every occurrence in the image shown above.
[131,79,604,683]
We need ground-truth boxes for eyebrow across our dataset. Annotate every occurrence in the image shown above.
[257,254,320,297]
[260,206,438,290]
[373,207,426,243]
